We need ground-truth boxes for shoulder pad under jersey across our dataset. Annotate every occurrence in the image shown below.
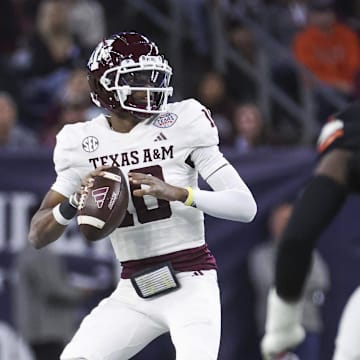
[165,98,219,148]
[53,122,87,173]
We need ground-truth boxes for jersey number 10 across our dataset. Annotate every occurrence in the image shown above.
[119,165,172,227]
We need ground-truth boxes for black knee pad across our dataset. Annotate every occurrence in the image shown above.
[275,175,347,300]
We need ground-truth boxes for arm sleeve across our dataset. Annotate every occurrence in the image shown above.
[190,145,257,222]
[275,175,346,300]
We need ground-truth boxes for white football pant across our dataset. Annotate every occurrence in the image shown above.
[333,286,360,360]
[60,270,221,360]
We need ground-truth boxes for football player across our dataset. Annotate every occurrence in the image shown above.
[261,101,360,360]
[28,32,257,360]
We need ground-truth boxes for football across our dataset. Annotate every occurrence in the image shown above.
[77,166,129,241]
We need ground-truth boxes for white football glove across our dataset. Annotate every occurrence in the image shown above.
[261,288,305,360]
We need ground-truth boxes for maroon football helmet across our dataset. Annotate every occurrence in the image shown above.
[87,32,173,119]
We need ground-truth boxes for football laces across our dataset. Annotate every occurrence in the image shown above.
[78,186,89,210]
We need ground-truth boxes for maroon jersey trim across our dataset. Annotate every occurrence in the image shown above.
[120,244,217,279]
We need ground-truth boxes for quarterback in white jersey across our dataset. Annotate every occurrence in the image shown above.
[29,32,257,360]
[53,99,237,263]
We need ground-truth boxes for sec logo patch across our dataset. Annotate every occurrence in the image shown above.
[153,113,178,128]
[82,136,99,152]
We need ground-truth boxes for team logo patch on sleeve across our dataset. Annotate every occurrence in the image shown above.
[82,136,99,152]
[153,113,178,128]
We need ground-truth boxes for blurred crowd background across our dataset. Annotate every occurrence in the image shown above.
[1,0,360,359]
[2,0,360,151]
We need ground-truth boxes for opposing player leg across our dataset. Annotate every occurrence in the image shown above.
[261,150,349,360]
[167,270,221,360]
[60,281,167,360]
[333,287,360,360]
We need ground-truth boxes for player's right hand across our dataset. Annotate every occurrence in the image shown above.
[128,172,188,202]
[260,289,305,360]
[79,165,111,190]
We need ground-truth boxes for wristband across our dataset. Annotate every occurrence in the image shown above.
[184,186,195,207]
[59,199,78,219]
[52,198,78,226]
[52,204,72,226]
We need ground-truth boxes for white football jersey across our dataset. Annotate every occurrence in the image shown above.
[52,98,228,261]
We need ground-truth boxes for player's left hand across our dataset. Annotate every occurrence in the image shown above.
[128,172,188,202]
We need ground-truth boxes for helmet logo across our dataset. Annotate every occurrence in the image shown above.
[119,35,130,46]
[153,113,178,128]
[88,39,115,71]
[82,136,99,152]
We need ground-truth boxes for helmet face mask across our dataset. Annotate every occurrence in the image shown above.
[100,56,173,114]
[87,33,173,119]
